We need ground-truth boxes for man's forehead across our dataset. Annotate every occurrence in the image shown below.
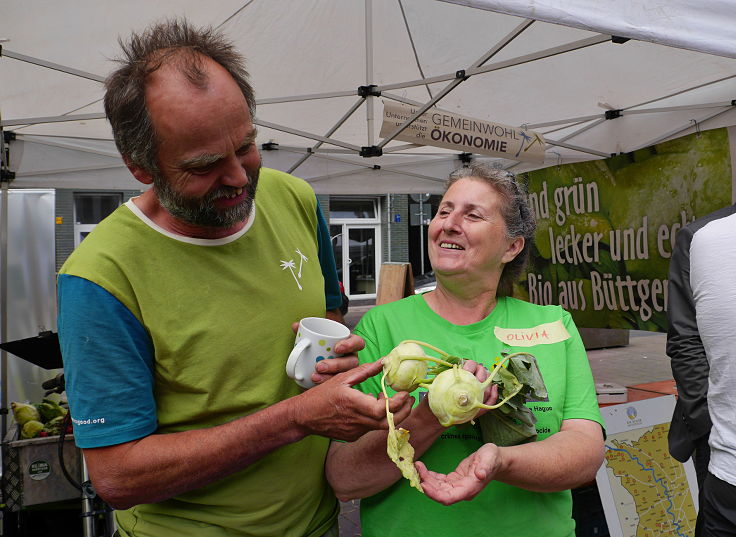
[144,54,240,102]
[145,58,250,129]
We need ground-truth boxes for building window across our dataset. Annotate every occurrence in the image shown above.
[329,197,381,299]
[329,198,378,220]
[73,193,123,246]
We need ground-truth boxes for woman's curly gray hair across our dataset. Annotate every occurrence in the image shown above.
[446,163,536,296]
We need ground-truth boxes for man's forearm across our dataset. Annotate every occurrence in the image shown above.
[326,400,444,500]
[85,395,307,509]
[86,360,412,509]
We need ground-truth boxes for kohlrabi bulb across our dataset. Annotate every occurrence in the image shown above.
[383,341,429,392]
[21,420,44,439]
[427,366,491,427]
[11,402,40,426]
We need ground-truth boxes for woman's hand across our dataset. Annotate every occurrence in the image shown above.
[461,359,498,407]
[311,333,364,384]
[415,443,503,505]
[290,321,365,385]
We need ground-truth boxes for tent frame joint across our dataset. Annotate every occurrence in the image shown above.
[605,109,623,120]
[611,36,630,44]
[261,141,279,151]
[458,152,474,164]
[357,84,381,97]
[455,69,469,81]
[360,146,383,158]
[3,132,15,143]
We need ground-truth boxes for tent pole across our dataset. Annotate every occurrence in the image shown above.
[288,99,365,174]
[398,0,434,100]
[2,49,104,82]
[527,101,736,131]
[376,20,535,149]
[365,0,375,145]
[386,194,391,262]
[0,127,9,441]
[377,33,605,93]
[638,107,735,149]
[257,89,357,105]
[256,119,362,151]
[1,182,6,441]
[545,139,610,158]
[1,112,106,128]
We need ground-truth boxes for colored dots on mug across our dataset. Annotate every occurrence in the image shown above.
[316,356,325,362]
[319,340,326,346]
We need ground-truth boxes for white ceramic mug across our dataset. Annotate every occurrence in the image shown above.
[286,317,351,389]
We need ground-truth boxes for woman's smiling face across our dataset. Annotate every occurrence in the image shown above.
[428,177,522,283]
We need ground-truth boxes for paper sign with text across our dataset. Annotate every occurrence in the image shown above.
[380,101,546,163]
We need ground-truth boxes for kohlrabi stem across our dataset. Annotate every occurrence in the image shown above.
[481,354,512,389]
[477,354,524,409]
[380,370,390,400]
[401,340,452,359]
[380,371,394,422]
[398,353,456,369]
[480,383,523,410]
[502,352,533,361]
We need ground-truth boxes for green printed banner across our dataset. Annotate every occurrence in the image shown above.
[514,128,733,332]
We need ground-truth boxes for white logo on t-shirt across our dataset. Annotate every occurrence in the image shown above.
[280,248,309,290]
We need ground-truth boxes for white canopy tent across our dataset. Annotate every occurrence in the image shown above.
[2,0,736,195]
[1,0,736,436]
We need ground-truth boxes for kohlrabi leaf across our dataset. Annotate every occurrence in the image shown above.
[387,426,423,492]
[475,352,548,447]
[382,370,424,493]
[426,355,463,377]
[505,353,548,400]
[477,409,538,447]
[491,364,523,401]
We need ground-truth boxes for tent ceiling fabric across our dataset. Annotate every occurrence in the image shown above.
[2,0,736,194]
[443,0,736,59]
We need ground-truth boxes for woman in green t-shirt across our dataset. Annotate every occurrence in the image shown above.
[325,164,605,537]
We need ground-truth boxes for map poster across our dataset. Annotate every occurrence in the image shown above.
[595,395,699,537]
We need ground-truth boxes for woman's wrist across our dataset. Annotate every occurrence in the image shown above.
[408,394,446,435]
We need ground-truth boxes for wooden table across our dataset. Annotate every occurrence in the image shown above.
[626,379,678,402]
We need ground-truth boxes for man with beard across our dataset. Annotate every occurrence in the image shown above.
[56,19,412,537]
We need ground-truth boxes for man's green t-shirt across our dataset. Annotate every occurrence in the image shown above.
[59,169,337,537]
[354,294,604,537]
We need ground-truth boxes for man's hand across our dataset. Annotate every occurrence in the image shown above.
[311,333,364,384]
[415,443,502,505]
[294,359,413,442]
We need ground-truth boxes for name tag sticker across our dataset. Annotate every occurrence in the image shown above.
[494,320,570,347]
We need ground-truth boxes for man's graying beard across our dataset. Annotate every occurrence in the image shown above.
[152,168,259,228]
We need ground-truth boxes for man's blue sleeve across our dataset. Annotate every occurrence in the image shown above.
[316,200,342,311]
[57,274,157,448]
